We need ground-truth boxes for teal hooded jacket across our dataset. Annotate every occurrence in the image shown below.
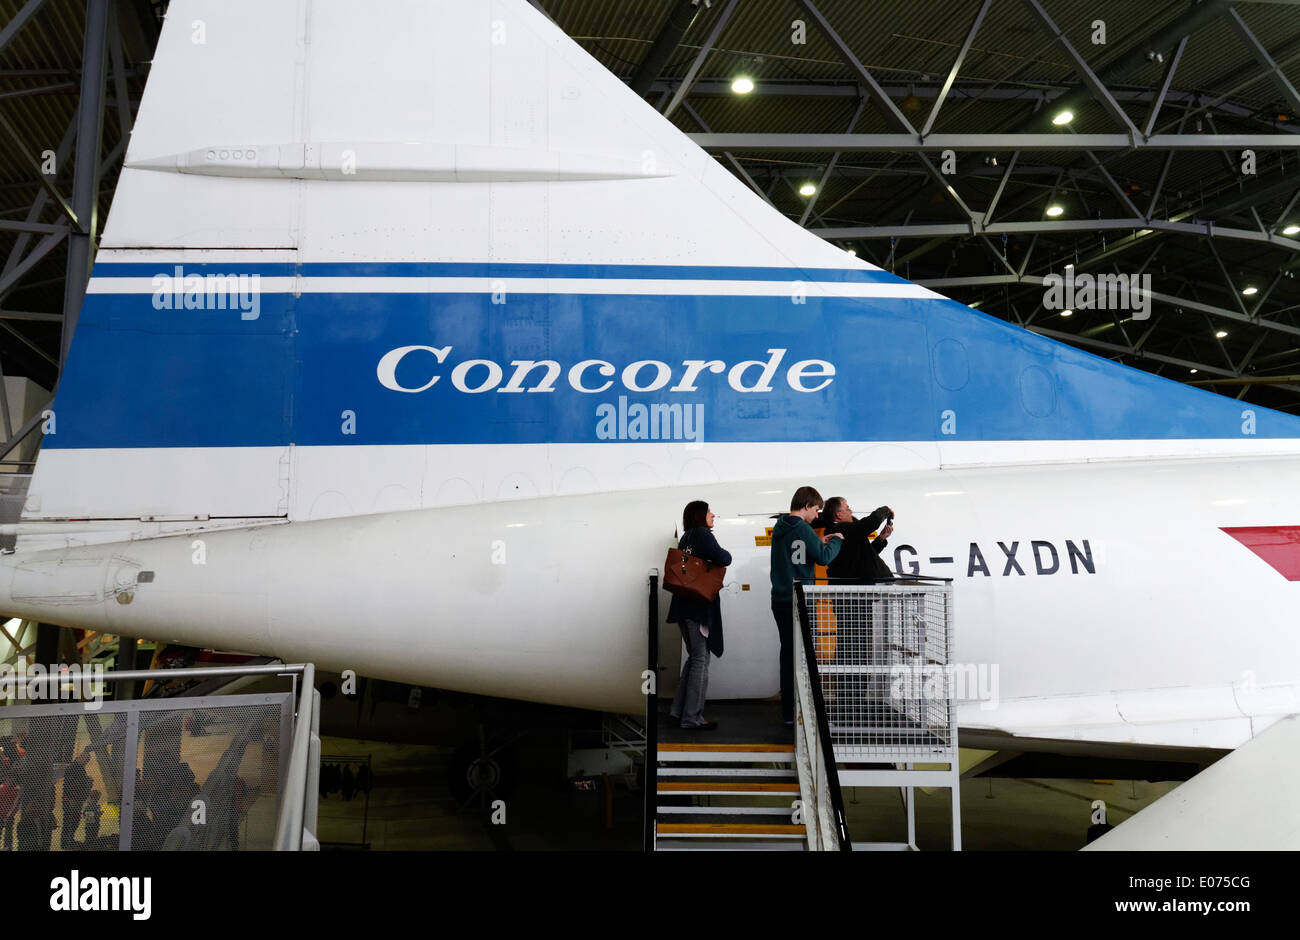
[769,514,842,603]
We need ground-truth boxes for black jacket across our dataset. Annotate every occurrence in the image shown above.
[823,506,894,582]
[665,526,732,657]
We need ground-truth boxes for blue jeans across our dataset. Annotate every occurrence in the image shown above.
[670,619,709,727]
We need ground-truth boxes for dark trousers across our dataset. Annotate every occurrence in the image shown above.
[771,599,794,723]
[61,799,83,850]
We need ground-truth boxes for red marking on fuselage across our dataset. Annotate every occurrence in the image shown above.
[1221,526,1300,581]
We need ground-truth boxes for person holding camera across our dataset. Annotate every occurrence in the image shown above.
[818,498,895,583]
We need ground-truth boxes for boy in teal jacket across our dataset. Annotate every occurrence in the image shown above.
[770,485,843,725]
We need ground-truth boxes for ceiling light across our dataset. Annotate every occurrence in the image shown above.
[1215,330,1228,338]
[1190,368,1198,374]
[1242,286,1258,296]
[1046,204,1064,217]
[1283,224,1300,236]
[1060,309,1072,317]
[1051,109,1074,125]
[845,247,857,256]
[731,76,755,95]
[799,182,817,197]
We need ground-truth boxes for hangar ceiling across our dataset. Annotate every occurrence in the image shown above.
[0,0,1298,434]
[536,0,1300,412]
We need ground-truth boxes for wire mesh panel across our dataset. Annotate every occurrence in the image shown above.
[0,694,291,851]
[796,582,955,762]
[0,712,125,851]
[132,702,287,851]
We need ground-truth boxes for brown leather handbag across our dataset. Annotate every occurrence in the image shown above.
[663,546,726,603]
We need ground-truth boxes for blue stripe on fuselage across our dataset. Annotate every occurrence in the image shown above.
[46,285,1300,449]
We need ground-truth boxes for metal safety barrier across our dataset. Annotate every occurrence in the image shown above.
[795,579,961,851]
[799,581,956,761]
[0,663,319,852]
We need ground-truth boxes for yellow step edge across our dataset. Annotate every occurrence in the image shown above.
[659,743,794,753]
[657,823,805,835]
[658,781,800,793]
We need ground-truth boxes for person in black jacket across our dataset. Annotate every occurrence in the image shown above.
[666,500,732,731]
[817,498,894,583]
[816,499,895,672]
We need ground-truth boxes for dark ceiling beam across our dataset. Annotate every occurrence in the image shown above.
[917,272,1300,341]
[1028,0,1238,135]
[1144,36,1187,137]
[800,97,868,226]
[630,0,707,98]
[690,132,1300,150]
[662,0,739,118]
[1058,163,1300,272]
[982,152,1020,224]
[0,108,78,228]
[793,0,978,224]
[1275,187,1300,228]
[1224,6,1300,115]
[813,218,1300,250]
[649,78,1295,118]
[0,229,67,298]
[0,309,60,322]
[1021,0,1142,139]
[1027,327,1243,382]
[0,0,53,57]
[763,161,1064,179]
[0,82,78,101]
[921,0,992,137]
[0,221,68,235]
[0,320,58,368]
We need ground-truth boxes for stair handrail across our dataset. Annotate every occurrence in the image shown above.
[645,569,659,852]
[793,580,852,851]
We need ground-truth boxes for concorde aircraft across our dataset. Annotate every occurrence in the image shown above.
[1,0,1298,764]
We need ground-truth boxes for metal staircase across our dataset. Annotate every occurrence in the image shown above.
[653,711,805,850]
[645,571,960,852]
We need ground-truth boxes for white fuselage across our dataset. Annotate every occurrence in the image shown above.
[4,448,1297,750]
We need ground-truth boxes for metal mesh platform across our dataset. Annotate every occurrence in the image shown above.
[797,582,955,762]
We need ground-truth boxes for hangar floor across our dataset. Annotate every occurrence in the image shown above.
[313,734,1178,851]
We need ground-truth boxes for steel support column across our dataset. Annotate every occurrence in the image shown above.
[60,0,110,373]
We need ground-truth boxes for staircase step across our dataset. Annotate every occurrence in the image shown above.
[657,781,800,794]
[656,821,805,838]
[657,766,797,778]
[658,743,795,762]
[656,804,795,816]
[655,840,806,851]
